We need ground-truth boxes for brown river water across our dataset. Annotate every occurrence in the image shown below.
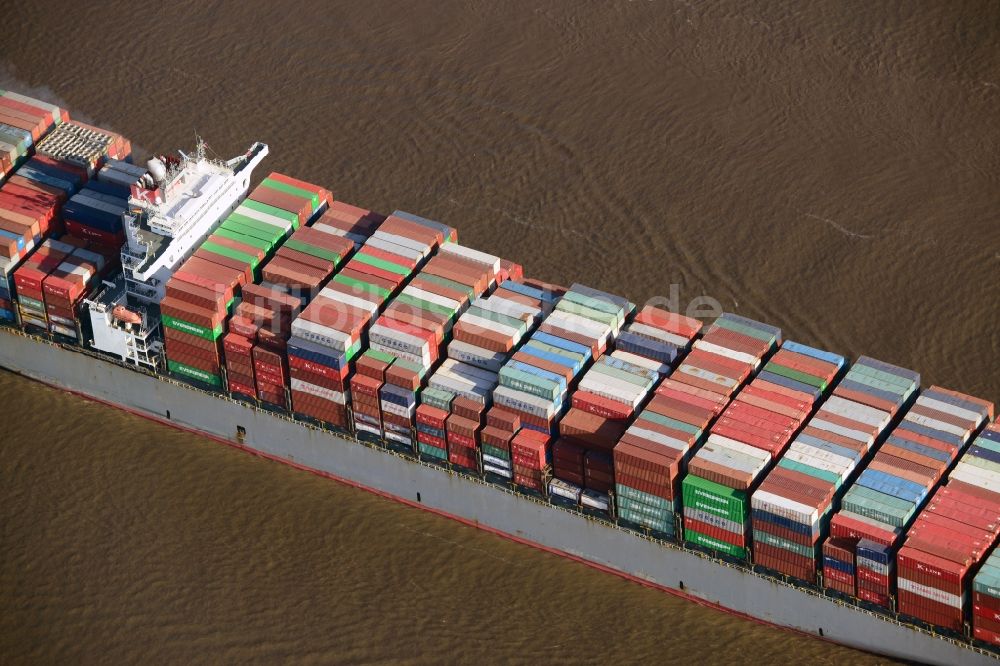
[2,1,998,663]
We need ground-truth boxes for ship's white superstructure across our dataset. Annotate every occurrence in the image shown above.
[85,140,268,368]
[121,140,269,303]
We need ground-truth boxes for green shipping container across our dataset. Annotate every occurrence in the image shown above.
[354,252,410,277]
[213,227,272,252]
[685,528,747,559]
[260,177,321,211]
[778,458,842,488]
[638,411,702,436]
[332,274,392,301]
[713,317,777,346]
[284,237,342,265]
[764,362,827,390]
[482,444,510,461]
[681,475,748,524]
[421,387,456,411]
[498,366,561,402]
[561,290,627,325]
[162,313,224,341]
[554,299,618,329]
[591,362,650,388]
[239,198,299,229]
[168,360,222,388]
[615,484,673,512]
[419,273,476,301]
[418,442,448,460]
[201,241,259,270]
[841,487,915,528]
[223,214,286,245]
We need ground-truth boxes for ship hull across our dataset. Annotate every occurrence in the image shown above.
[0,327,992,666]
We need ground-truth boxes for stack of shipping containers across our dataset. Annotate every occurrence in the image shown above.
[0,90,66,323]
[0,90,66,183]
[748,356,914,582]
[681,338,843,561]
[164,174,326,388]
[971,423,1000,645]
[420,280,559,483]
[894,419,999,630]
[3,111,130,333]
[0,94,68,322]
[823,385,989,606]
[485,284,629,500]
[416,271,568,471]
[215,175,349,406]
[290,212,452,432]
[552,305,698,510]
[363,241,508,453]
[62,160,145,247]
[12,237,109,338]
[280,201,384,425]
[611,313,770,537]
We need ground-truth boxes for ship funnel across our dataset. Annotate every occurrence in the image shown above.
[146,157,167,184]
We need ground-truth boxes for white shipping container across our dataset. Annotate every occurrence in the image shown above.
[369,324,430,356]
[290,377,346,404]
[627,426,690,454]
[318,287,379,317]
[697,442,765,476]
[610,350,670,376]
[545,310,611,345]
[312,222,367,247]
[950,463,1000,492]
[402,285,462,314]
[897,578,964,609]
[492,385,556,419]
[478,295,539,322]
[291,318,353,351]
[439,243,501,274]
[578,375,643,408]
[439,358,499,384]
[366,234,425,261]
[809,418,872,445]
[446,340,506,372]
[785,442,854,471]
[484,464,512,478]
[751,490,820,524]
[627,321,691,349]
[235,204,293,232]
[694,339,760,367]
[915,396,984,425]
[821,396,891,429]
[459,312,520,339]
[707,434,772,465]
[903,412,971,438]
[371,230,431,256]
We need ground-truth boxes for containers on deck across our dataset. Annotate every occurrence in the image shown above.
[35,120,130,179]
[366,238,504,452]
[418,278,549,475]
[289,211,449,430]
[62,163,143,246]
[0,91,66,183]
[557,306,699,507]
[614,313,778,543]
[823,385,990,606]
[895,420,1000,631]
[11,236,111,337]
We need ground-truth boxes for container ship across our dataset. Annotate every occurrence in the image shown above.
[0,90,997,665]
